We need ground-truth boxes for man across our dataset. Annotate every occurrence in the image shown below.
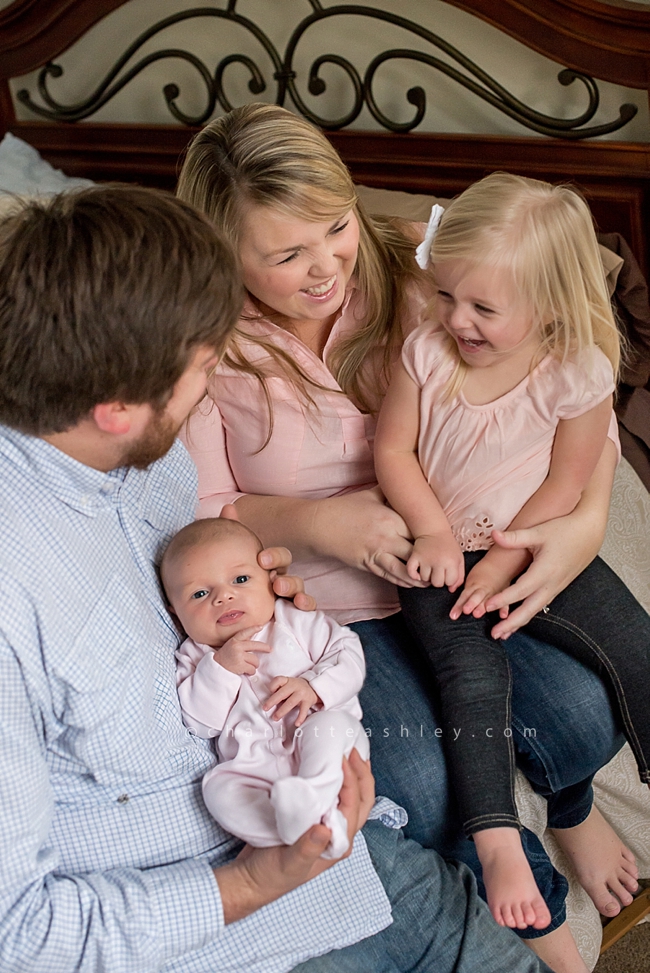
[0,186,551,972]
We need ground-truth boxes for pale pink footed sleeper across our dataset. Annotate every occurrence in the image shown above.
[402,328,618,550]
[175,599,369,858]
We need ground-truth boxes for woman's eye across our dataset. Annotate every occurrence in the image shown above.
[278,251,300,265]
[331,220,349,235]
[191,589,209,600]
[437,291,452,301]
[234,575,250,585]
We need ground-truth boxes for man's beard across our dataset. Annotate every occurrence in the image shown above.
[120,409,179,470]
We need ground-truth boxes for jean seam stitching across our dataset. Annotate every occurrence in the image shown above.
[537,612,649,781]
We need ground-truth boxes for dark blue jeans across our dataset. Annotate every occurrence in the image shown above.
[354,565,631,937]
[398,553,650,838]
[292,821,554,973]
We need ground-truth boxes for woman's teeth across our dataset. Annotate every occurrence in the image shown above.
[303,276,336,296]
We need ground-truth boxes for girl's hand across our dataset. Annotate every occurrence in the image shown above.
[314,487,426,588]
[408,533,465,590]
[450,552,518,622]
[483,520,599,639]
[263,676,319,726]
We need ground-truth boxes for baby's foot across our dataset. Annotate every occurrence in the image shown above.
[551,805,638,917]
[474,827,552,930]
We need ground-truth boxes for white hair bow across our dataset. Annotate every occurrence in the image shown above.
[415,203,445,270]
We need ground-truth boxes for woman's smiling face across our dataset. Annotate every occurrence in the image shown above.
[237,204,360,328]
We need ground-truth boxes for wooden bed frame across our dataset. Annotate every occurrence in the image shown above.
[1,0,650,276]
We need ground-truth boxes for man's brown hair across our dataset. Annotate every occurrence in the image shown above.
[0,185,244,434]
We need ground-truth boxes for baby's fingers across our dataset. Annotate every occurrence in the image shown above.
[263,685,292,712]
[295,698,312,727]
[271,693,301,722]
[268,675,289,694]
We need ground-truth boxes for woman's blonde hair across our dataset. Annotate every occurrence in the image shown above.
[177,103,418,431]
[429,172,621,397]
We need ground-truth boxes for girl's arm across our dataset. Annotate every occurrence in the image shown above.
[374,361,465,589]
[453,397,614,627]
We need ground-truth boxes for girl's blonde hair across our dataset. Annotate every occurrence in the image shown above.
[177,103,418,431]
[430,172,621,396]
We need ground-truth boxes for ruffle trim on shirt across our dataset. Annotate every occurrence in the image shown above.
[453,516,495,552]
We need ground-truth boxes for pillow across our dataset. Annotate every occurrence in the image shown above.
[0,132,93,197]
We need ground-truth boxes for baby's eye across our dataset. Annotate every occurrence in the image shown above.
[191,589,209,600]
[234,575,250,585]
[475,303,495,314]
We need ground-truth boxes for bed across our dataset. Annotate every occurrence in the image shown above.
[0,1,649,966]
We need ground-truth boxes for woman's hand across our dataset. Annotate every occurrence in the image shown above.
[484,518,602,639]
[483,437,617,639]
[314,487,426,588]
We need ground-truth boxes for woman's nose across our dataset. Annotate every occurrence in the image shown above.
[310,245,338,277]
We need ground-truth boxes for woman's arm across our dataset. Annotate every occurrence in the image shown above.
[235,487,422,589]
[483,436,618,639]
[183,399,422,589]
[452,398,613,620]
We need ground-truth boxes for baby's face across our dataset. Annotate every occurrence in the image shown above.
[166,534,276,647]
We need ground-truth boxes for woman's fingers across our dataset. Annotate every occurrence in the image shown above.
[370,551,427,588]
[259,545,293,571]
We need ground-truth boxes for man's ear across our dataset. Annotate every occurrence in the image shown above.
[92,401,133,436]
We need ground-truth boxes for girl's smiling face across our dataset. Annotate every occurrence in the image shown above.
[237,204,360,330]
[434,260,540,369]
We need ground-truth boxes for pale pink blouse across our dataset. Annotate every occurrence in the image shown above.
[403,328,618,552]
[181,284,430,624]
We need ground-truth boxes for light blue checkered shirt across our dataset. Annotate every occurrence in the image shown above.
[0,426,396,973]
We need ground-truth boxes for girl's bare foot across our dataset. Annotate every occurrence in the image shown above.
[551,805,638,917]
[474,827,551,930]
[524,922,589,973]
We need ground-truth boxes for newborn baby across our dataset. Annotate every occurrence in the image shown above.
[161,517,369,858]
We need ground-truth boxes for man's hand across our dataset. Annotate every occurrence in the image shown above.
[221,504,317,612]
[263,676,319,726]
[216,626,272,676]
[214,749,374,924]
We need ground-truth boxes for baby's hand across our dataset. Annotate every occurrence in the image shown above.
[263,676,319,726]
[450,555,515,625]
[407,533,465,591]
[215,626,272,676]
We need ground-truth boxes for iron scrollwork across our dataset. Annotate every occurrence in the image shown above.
[16,0,638,138]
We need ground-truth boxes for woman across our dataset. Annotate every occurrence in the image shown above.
[176,103,641,972]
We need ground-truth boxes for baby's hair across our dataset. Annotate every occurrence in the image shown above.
[430,172,621,394]
[160,517,264,601]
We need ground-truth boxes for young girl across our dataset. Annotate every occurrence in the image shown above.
[375,172,650,935]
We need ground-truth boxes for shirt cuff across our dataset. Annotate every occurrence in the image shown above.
[367,796,408,830]
[142,857,224,960]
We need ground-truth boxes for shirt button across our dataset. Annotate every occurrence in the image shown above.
[117,793,130,804]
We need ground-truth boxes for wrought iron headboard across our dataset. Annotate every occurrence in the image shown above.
[2,0,649,140]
